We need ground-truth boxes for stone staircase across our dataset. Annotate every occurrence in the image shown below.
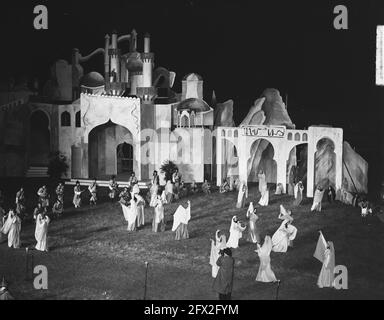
[26,166,49,178]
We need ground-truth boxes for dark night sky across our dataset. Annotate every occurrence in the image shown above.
[0,0,383,187]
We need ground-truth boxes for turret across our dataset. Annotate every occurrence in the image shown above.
[109,30,120,82]
[104,34,110,83]
[142,33,153,88]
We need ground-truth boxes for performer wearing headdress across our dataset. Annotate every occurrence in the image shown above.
[246,202,260,244]
[73,181,83,208]
[108,176,119,201]
[37,185,50,208]
[255,235,277,283]
[172,200,191,240]
[210,230,227,278]
[226,216,246,249]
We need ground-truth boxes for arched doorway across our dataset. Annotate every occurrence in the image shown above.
[88,121,134,179]
[314,137,336,188]
[30,110,50,165]
[247,139,277,184]
[117,142,133,179]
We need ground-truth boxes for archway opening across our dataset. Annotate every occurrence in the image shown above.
[88,121,134,180]
[30,110,50,166]
[287,143,308,194]
[247,139,277,186]
[314,137,336,189]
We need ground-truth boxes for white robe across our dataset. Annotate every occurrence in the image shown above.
[272,220,297,253]
[226,218,246,249]
[209,232,227,278]
[35,214,50,251]
[258,188,269,206]
[311,189,324,212]
[121,199,138,231]
[236,182,248,208]
[172,202,191,231]
[1,212,21,249]
[135,195,145,227]
[256,236,277,282]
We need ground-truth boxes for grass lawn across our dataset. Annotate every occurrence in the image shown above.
[1,185,384,300]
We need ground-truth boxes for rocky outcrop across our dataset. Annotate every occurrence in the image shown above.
[214,99,235,127]
[242,88,296,183]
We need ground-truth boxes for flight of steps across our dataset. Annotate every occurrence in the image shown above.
[26,166,49,178]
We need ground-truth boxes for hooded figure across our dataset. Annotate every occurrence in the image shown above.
[311,186,325,212]
[152,194,165,232]
[172,201,191,240]
[293,181,304,206]
[246,203,261,244]
[121,194,138,232]
[255,235,277,283]
[236,181,248,208]
[314,232,336,288]
[226,216,246,249]
[272,216,297,253]
[210,230,227,278]
[1,210,21,249]
[35,211,50,252]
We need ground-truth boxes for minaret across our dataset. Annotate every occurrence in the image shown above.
[110,30,120,83]
[142,33,153,88]
[104,34,110,88]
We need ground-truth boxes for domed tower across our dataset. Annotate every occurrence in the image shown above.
[137,33,156,102]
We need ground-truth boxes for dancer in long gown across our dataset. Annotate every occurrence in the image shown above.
[172,200,191,240]
[272,216,297,253]
[293,181,304,206]
[226,216,246,249]
[152,194,165,232]
[73,181,83,208]
[1,209,21,249]
[37,185,50,208]
[258,183,269,206]
[88,180,98,206]
[236,181,248,208]
[122,196,138,232]
[15,188,26,218]
[108,176,119,201]
[135,194,145,228]
[210,230,227,278]
[314,231,335,288]
[149,171,160,207]
[35,210,50,252]
[246,203,261,244]
[255,235,277,283]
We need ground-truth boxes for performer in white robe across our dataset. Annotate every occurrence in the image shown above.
[258,170,266,192]
[172,201,191,240]
[121,197,138,232]
[246,202,261,244]
[272,217,297,253]
[293,181,304,206]
[311,186,325,212]
[35,212,50,252]
[258,183,269,207]
[226,216,246,248]
[108,177,119,200]
[152,194,165,232]
[210,230,227,278]
[314,231,335,288]
[255,235,277,283]
[236,181,248,208]
[1,210,21,249]
[135,194,145,228]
